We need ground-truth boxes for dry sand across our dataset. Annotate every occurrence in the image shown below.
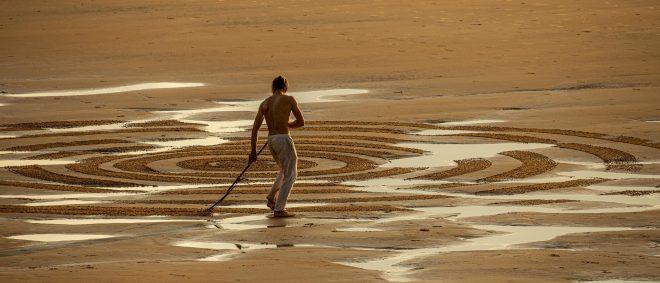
[1,1,659,282]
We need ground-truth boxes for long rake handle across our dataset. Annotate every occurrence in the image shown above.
[207,142,268,212]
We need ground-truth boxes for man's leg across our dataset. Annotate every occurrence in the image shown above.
[267,142,282,209]
[268,172,283,201]
[274,139,297,212]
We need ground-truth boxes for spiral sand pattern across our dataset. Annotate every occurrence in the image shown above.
[0,120,654,216]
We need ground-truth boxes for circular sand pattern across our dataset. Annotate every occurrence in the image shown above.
[1,120,656,215]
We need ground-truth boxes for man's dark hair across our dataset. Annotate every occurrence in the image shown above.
[272,75,289,93]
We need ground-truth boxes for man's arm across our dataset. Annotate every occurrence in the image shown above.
[249,102,266,163]
[288,97,305,129]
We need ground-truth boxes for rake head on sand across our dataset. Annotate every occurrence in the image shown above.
[205,142,268,214]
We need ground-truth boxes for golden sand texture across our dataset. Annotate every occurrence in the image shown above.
[8,165,142,187]
[609,135,660,149]
[601,190,660,196]
[176,157,316,172]
[15,127,205,139]
[324,167,420,181]
[478,151,557,182]
[447,126,607,139]
[451,131,642,172]
[0,120,124,131]
[450,133,558,144]
[448,126,659,149]
[557,142,639,171]
[0,180,139,193]
[6,139,132,151]
[0,204,408,216]
[27,151,88,160]
[412,158,492,180]
[476,178,610,195]
[27,145,158,158]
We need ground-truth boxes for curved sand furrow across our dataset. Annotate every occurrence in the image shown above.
[0,180,139,193]
[478,151,558,182]
[557,143,640,171]
[447,125,660,150]
[412,158,492,180]
[5,139,133,151]
[0,120,124,131]
[476,178,610,195]
[13,127,205,139]
[7,165,143,187]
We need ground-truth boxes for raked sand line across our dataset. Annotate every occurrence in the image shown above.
[476,178,610,195]
[5,139,133,151]
[0,120,125,131]
[447,125,660,150]
[448,132,642,172]
[411,158,492,180]
[7,165,142,187]
[0,180,141,193]
[478,151,558,182]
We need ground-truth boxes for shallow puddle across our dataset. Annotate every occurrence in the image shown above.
[211,214,270,230]
[7,234,117,242]
[436,119,505,126]
[383,142,554,167]
[413,129,480,136]
[144,136,228,148]
[4,82,205,97]
[46,121,135,133]
[339,225,634,282]
[175,240,313,261]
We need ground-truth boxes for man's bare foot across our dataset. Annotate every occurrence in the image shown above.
[266,197,276,210]
[273,210,295,218]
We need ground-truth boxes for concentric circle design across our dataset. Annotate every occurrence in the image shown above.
[1,119,657,215]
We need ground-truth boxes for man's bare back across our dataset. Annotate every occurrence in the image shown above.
[249,90,304,163]
[261,94,304,136]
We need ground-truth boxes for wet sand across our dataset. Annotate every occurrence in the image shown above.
[1,1,659,282]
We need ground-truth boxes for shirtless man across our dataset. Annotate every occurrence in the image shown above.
[249,75,304,217]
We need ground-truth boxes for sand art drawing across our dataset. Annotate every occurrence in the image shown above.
[1,98,658,281]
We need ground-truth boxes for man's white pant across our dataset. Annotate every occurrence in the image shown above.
[267,134,298,212]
